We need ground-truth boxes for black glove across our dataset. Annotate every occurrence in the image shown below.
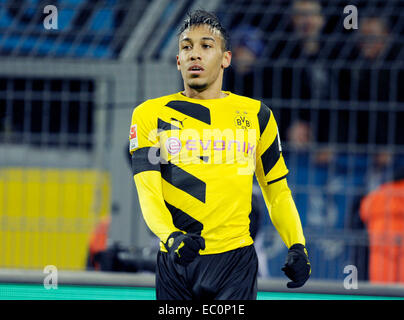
[282,243,311,288]
[164,232,205,266]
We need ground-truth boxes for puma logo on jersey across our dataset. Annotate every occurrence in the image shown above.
[170,117,187,128]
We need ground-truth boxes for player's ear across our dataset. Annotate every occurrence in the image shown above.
[176,55,181,71]
[222,51,232,69]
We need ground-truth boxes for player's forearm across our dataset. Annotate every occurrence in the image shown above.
[270,192,306,248]
[261,179,305,248]
[134,170,180,243]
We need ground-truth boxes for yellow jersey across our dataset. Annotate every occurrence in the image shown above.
[129,91,289,254]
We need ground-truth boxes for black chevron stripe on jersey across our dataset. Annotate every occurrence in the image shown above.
[261,134,281,176]
[165,100,211,125]
[131,147,161,175]
[257,102,271,137]
[161,161,206,203]
[164,201,203,235]
[157,118,181,132]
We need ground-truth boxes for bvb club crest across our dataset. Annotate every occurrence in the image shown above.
[234,111,252,130]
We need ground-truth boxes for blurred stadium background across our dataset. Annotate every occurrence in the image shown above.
[0,0,403,299]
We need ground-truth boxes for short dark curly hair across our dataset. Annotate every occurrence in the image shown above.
[178,9,230,52]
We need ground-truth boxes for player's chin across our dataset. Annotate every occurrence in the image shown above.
[188,80,208,91]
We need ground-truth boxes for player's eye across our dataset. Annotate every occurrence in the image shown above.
[202,44,212,49]
[182,45,191,50]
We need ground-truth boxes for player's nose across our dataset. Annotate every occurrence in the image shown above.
[190,48,202,60]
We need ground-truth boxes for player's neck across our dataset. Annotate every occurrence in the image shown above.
[182,89,227,100]
[182,82,227,100]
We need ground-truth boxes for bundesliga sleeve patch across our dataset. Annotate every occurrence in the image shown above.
[129,124,138,151]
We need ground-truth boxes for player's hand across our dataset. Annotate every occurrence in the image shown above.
[281,243,311,288]
[164,232,205,266]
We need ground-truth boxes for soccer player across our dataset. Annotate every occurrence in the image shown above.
[129,10,311,300]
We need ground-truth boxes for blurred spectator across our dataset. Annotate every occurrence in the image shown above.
[358,16,404,147]
[224,25,265,98]
[289,0,330,144]
[357,16,399,62]
[87,216,110,270]
[278,0,335,163]
[339,16,404,146]
[290,0,325,59]
[359,167,404,284]
[286,120,313,151]
[268,1,325,144]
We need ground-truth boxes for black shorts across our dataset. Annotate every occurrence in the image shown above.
[156,245,258,300]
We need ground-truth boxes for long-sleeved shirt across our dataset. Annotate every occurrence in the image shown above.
[129,91,305,254]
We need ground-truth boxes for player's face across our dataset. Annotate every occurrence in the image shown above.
[177,25,231,91]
